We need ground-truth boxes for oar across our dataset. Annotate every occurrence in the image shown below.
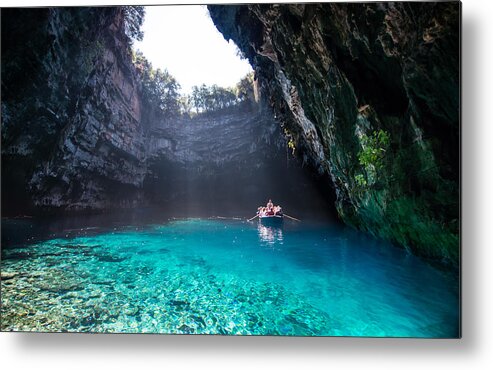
[247,214,259,222]
[283,213,301,222]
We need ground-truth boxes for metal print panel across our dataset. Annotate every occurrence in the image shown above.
[0,2,460,337]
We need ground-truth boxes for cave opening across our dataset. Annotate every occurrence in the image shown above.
[129,5,338,220]
[0,5,339,222]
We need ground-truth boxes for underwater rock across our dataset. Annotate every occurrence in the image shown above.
[169,300,190,310]
[97,254,126,263]
[3,251,33,261]
[1,271,19,280]
[38,280,83,293]
[191,315,206,328]
[178,324,194,334]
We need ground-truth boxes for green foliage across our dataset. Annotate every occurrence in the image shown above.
[358,129,390,170]
[287,139,296,154]
[178,95,193,116]
[190,84,237,113]
[235,72,255,103]
[283,128,296,155]
[81,40,104,75]
[123,6,145,44]
[188,72,255,114]
[356,129,390,187]
[133,51,181,118]
[355,174,367,187]
[133,52,255,118]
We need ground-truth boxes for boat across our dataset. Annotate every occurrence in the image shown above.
[259,213,284,226]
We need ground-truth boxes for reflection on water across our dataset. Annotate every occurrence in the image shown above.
[257,223,284,247]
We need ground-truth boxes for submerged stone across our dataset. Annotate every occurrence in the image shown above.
[97,255,127,263]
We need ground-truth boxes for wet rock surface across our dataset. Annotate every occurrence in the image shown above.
[142,104,326,213]
[2,8,147,212]
[208,3,460,264]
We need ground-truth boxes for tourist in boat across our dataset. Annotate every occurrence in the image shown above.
[257,206,263,216]
[266,199,274,211]
[258,207,265,217]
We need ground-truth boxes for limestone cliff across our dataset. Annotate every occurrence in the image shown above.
[2,8,147,211]
[1,7,330,218]
[144,104,335,216]
[209,2,460,264]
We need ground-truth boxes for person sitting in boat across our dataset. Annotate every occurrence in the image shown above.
[266,199,274,211]
[274,206,282,215]
[257,206,265,217]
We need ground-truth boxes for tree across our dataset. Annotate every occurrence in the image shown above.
[189,84,238,113]
[190,85,206,113]
[179,95,193,116]
[213,85,237,109]
[133,51,181,118]
[133,53,255,118]
[236,72,255,103]
[152,69,181,117]
[122,6,145,44]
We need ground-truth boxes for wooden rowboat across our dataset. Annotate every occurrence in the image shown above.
[259,214,283,226]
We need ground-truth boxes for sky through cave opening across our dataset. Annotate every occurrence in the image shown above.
[133,5,253,95]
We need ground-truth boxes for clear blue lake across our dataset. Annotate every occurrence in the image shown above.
[1,216,459,337]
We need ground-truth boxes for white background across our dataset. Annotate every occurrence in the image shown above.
[1,0,491,369]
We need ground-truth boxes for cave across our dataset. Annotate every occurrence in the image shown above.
[1,6,337,222]
[0,4,460,337]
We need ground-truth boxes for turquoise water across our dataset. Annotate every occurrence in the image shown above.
[1,218,459,337]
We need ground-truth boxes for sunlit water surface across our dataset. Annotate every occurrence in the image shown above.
[1,218,459,337]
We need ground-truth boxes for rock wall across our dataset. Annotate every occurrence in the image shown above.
[2,8,147,211]
[144,104,335,217]
[208,2,460,264]
[1,7,332,219]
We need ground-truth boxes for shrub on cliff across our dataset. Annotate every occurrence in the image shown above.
[133,50,181,118]
[122,6,145,44]
[356,129,390,187]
